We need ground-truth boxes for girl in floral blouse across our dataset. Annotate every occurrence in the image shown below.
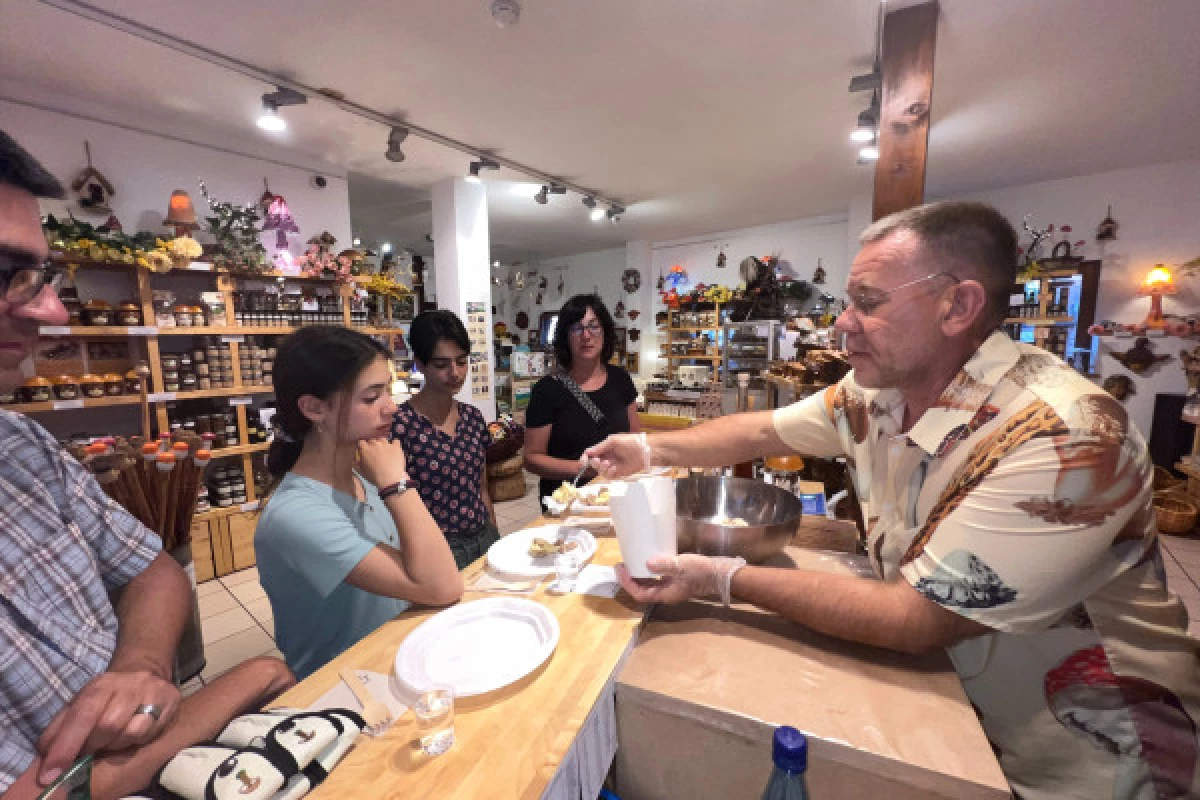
[391,310,498,569]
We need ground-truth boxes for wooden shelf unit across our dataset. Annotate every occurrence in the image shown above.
[665,303,724,382]
[34,257,413,581]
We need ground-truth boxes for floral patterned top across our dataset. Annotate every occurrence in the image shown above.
[773,331,1199,800]
[390,401,490,537]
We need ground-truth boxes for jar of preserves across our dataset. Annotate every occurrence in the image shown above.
[79,374,106,399]
[20,376,52,403]
[82,300,113,326]
[51,375,80,400]
[124,369,143,394]
[116,302,142,326]
[103,373,125,396]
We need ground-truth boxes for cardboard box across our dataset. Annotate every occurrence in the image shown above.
[614,548,1010,800]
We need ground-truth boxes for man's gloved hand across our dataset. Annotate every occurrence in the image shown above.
[615,554,746,606]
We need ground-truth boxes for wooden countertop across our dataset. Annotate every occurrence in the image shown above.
[269,517,644,799]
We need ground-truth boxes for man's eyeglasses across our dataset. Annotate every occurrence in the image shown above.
[844,272,960,317]
[568,322,604,338]
[0,252,65,306]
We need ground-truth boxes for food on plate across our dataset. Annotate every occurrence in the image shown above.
[579,487,610,506]
[711,515,750,527]
[551,482,579,505]
[528,536,581,558]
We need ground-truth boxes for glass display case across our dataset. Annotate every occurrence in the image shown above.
[722,320,781,388]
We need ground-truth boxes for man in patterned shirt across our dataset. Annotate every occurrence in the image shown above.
[589,202,1199,799]
[0,130,294,800]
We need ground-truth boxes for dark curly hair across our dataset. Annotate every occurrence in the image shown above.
[552,293,616,369]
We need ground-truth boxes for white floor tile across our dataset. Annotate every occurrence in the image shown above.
[228,580,268,605]
[196,579,226,598]
[242,595,274,625]
[201,626,277,682]
[201,606,258,646]
[197,588,238,618]
[220,566,260,588]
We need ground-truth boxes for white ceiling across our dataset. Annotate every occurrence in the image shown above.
[2,0,1199,259]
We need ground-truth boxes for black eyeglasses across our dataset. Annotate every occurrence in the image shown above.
[0,252,65,306]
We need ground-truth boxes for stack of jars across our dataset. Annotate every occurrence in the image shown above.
[238,337,275,387]
[202,338,236,389]
[165,403,239,449]
[207,461,248,509]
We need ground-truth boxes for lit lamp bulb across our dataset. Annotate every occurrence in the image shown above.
[257,107,286,132]
[858,145,880,161]
[1138,264,1177,329]
[850,126,875,143]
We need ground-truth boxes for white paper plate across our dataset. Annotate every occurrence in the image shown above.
[487,525,597,578]
[394,597,560,697]
[542,483,613,517]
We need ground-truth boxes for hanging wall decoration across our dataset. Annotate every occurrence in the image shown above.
[613,300,625,318]
[515,310,529,329]
[656,269,665,291]
[628,327,641,342]
[665,264,689,290]
[1101,374,1135,403]
[70,142,116,215]
[1095,205,1119,241]
[628,309,640,321]
[557,274,565,294]
[717,247,727,268]
[1109,337,1171,375]
[812,258,826,285]
[621,268,642,293]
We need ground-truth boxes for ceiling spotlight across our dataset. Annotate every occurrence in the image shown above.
[848,69,881,93]
[466,157,500,183]
[257,87,306,132]
[606,204,626,223]
[850,92,880,144]
[385,126,409,162]
[857,145,880,162]
[491,0,521,27]
[534,185,549,204]
[352,237,361,247]
[582,195,606,221]
[381,242,393,254]
[493,260,500,267]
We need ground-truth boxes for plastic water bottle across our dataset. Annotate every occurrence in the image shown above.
[762,726,810,800]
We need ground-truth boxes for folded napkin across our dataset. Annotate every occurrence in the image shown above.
[467,569,540,595]
[309,669,410,733]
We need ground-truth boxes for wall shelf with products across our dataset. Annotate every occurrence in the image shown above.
[666,303,724,383]
[1003,262,1099,371]
[16,256,409,582]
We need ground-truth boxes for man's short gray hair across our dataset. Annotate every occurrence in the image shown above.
[860,201,1018,332]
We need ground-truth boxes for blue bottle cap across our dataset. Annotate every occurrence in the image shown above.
[772,726,808,773]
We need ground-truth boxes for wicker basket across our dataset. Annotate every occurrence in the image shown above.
[488,469,527,502]
[488,453,524,478]
[1153,465,1183,492]
[1155,496,1199,535]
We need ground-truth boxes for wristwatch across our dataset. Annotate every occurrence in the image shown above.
[377,476,410,501]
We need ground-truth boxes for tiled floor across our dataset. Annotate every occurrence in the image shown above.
[188,472,544,694]
[191,472,1200,693]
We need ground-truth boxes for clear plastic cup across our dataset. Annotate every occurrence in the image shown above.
[413,685,455,756]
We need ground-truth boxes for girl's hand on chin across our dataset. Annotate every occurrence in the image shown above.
[357,438,408,488]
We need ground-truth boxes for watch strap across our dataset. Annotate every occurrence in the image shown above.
[377,478,409,500]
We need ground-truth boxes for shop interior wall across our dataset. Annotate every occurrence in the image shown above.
[0,100,354,440]
[937,157,1200,439]
[0,100,353,259]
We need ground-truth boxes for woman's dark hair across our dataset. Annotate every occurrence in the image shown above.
[266,326,391,478]
[552,293,615,369]
[408,309,470,365]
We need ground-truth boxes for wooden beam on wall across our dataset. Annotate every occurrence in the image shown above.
[872,1,939,221]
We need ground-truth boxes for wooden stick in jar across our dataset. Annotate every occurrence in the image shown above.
[161,442,191,550]
[175,447,213,546]
[153,452,176,542]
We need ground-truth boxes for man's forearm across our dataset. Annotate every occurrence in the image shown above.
[110,552,191,678]
[652,410,791,468]
[730,566,980,656]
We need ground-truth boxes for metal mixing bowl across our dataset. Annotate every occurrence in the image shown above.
[675,476,803,563]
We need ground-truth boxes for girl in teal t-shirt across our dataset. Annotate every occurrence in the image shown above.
[255,327,462,680]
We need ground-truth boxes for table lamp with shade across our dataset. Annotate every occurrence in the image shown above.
[1138,264,1176,330]
[163,190,200,237]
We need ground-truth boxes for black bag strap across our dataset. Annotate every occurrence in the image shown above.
[555,372,606,428]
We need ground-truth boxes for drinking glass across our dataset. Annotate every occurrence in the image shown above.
[413,685,455,756]
[551,534,585,592]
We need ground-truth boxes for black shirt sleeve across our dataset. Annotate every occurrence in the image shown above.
[525,376,562,429]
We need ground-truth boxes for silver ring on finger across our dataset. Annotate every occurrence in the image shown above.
[134,703,162,721]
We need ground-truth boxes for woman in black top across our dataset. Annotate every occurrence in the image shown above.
[525,294,641,503]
